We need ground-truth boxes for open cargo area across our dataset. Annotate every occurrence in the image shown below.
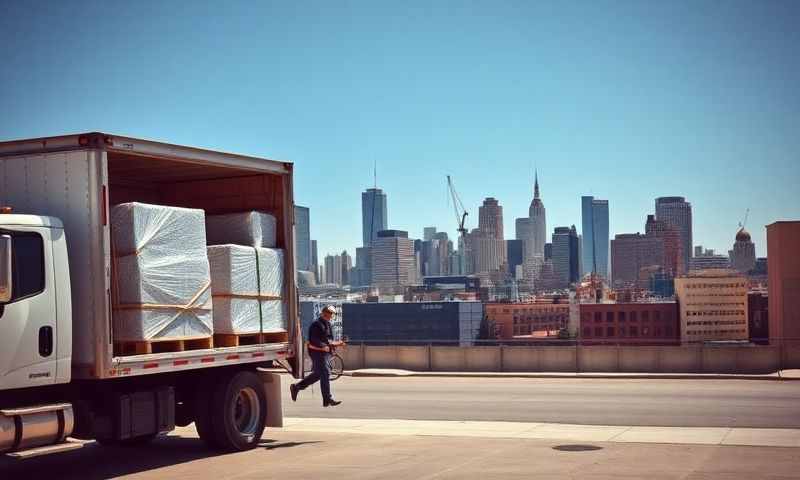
[0,133,299,379]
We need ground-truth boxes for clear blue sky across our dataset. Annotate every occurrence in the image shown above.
[2,1,798,259]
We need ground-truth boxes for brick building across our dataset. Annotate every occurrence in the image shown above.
[767,221,800,347]
[485,302,570,339]
[578,302,679,345]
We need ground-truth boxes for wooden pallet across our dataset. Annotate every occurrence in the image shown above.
[114,336,214,356]
[213,331,289,348]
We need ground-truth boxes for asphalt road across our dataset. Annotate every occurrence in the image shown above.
[284,376,800,428]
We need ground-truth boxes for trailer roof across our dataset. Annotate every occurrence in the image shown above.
[0,132,291,175]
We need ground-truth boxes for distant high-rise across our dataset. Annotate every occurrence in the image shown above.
[423,227,437,242]
[729,227,756,274]
[506,239,523,278]
[544,243,552,261]
[353,246,372,287]
[311,240,319,282]
[646,214,684,276]
[611,233,665,288]
[372,230,416,289]
[340,250,352,286]
[515,172,547,261]
[475,197,507,277]
[656,197,693,273]
[581,196,609,279]
[324,254,343,286]
[294,205,311,271]
[552,226,580,288]
[362,188,388,247]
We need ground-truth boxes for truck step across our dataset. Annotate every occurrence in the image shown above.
[114,336,214,356]
[214,331,289,348]
[5,439,88,460]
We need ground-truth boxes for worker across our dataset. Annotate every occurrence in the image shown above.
[290,305,344,407]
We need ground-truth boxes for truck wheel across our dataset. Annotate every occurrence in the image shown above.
[209,370,267,451]
[194,387,219,449]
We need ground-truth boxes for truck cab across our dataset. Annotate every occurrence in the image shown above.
[0,213,72,391]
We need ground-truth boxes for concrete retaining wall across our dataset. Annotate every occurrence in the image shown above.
[340,344,789,374]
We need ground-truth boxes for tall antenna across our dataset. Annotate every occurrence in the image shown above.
[373,159,377,189]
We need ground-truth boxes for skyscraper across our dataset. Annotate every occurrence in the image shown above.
[655,197,693,273]
[372,230,416,289]
[515,172,547,261]
[362,188,388,247]
[340,250,352,286]
[581,196,609,279]
[729,227,756,274]
[475,197,507,277]
[324,254,343,286]
[311,239,319,282]
[645,214,684,276]
[506,239,523,278]
[423,227,437,242]
[353,246,372,287]
[610,233,665,288]
[294,205,311,271]
[552,226,580,288]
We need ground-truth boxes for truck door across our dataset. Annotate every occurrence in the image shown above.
[0,227,58,391]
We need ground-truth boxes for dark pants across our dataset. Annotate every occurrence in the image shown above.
[296,351,331,402]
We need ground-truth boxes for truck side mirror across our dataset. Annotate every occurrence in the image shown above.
[0,234,12,303]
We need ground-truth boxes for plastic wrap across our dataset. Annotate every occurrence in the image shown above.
[111,202,213,341]
[206,211,277,248]
[208,244,286,334]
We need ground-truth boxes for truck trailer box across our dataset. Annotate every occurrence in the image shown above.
[0,132,302,381]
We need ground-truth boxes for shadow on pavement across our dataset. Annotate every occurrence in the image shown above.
[259,439,323,450]
[0,434,317,479]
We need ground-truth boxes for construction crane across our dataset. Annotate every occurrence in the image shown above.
[739,208,750,230]
[446,175,468,237]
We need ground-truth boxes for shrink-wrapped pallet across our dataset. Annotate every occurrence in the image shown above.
[206,211,277,248]
[208,245,286,334]
[111,202,213,341]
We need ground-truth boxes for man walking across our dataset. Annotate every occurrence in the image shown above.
[290,305,344,407]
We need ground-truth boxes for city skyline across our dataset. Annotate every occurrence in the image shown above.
[2,1,797,260]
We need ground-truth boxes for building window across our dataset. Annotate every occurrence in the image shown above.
[606,312,614,322]
[594,312,602,323]
[595,327,603,336]
[630,311,637,322]
[583,327,591,337]
[655,311,661,321]
[607,327,615,337]
[643,327,650,336]
[630,326,638,336]
[619,311,626,322]
[642,311,649,322]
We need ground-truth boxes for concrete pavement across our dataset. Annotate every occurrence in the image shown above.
[3,426,799,479]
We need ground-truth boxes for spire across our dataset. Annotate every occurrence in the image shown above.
[534,169,540,199]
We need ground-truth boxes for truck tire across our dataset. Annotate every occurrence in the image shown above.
[194,387,219,449]
[208,370,267,451]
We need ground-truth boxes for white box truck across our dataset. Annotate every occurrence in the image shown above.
[0,132,303,458]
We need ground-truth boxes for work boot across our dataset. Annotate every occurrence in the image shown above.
[290,383,299,402]
[323,399,342,407]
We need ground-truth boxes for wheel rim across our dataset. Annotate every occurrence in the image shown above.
[232,387,261,439]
